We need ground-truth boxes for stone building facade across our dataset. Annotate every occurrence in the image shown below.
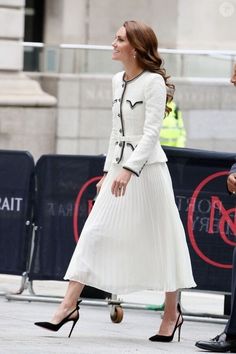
[0,0,56,160]
[0,0,235,160]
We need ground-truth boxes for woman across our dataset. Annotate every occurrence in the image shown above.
[35,20,196,342]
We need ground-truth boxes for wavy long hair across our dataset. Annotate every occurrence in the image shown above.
[123,20,174,115]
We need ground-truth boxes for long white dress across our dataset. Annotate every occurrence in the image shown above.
[64,70,196,294]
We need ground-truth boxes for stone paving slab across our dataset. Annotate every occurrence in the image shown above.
[0,274,229,354]
[0,296,226,354]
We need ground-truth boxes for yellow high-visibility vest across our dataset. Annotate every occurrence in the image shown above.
[160,101,186,148]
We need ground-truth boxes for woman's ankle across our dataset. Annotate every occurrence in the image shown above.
[162,310,179,322]
[59,300,77,312]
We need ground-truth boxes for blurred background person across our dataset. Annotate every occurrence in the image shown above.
[159,101,186,148]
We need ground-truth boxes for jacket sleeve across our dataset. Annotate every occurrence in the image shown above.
[230,163,236,174]
[123,74,166,176]
[227,162,236,194]
[103,76,116,173]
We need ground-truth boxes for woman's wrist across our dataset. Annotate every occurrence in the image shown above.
[122,166,137,176]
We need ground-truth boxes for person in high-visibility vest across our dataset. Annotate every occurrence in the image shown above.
[160,101,186,147]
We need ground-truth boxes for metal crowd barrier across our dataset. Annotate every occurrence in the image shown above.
[1,148,236,323]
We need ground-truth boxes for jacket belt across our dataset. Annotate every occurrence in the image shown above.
[116,135,143,143]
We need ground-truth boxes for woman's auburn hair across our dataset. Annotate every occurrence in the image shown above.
[123,20,174,115]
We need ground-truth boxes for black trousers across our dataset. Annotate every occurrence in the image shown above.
[225,247,236,335]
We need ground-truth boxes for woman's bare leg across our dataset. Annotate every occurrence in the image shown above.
[51,280,85,324]
[158,290,180,336]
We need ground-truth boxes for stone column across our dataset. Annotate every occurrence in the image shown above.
[0,0,56,161]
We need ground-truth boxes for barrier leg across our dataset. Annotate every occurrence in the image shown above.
[14,273,35,295]
[15,272,29,295]
[6,224,37,297]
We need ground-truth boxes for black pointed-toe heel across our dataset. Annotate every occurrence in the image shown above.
[34,300,82,338]
[149,303,184,343]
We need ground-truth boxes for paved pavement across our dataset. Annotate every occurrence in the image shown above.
[0,275,229,354]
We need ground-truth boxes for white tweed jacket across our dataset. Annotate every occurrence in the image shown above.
[103,70,168,176]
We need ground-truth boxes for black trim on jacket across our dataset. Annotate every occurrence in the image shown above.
[123,166,139,177]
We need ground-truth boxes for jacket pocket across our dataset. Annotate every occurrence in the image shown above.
[126,99,143,110]
[126,142,136,151]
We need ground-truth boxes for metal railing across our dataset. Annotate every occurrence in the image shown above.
[23,42,236,78]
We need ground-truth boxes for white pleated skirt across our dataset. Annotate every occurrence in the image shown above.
[64,162,196,294]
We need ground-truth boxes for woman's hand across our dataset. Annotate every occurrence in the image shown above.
[96,174,107,194]
[227,173,236,194]
[111,169,133,197]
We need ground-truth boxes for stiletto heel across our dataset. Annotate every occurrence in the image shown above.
[178,321,182,342]
[35,299,82,338]
[68,317,78,338]
[149,303,184,343]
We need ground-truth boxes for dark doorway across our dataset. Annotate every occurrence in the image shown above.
[24,0,45,42]
[24,0,45,71]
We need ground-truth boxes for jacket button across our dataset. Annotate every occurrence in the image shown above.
[116,157,119,162]
[117,113,121,117]
[118,99,121,102]
[119,142,122,147]
[122,83,125,88]
[119,129,122,133]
